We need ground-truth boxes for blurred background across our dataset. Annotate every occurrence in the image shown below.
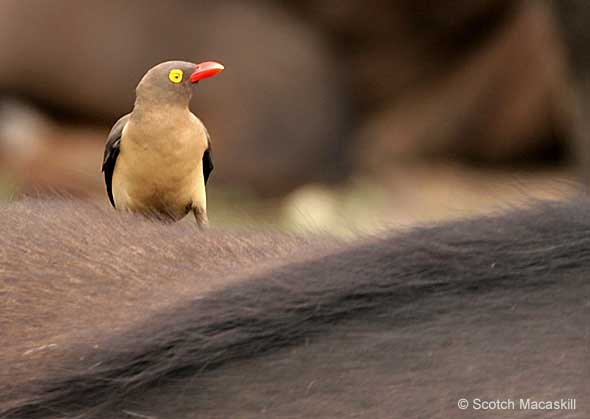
[1,0,589,234]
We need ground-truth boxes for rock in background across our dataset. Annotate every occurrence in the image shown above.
[287,0,570,172]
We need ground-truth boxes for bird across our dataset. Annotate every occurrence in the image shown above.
[101,60,224,225]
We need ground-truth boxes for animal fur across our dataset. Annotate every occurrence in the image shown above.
[0,198,589,418]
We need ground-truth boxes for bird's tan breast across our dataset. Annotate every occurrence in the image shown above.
[112,112,208,219]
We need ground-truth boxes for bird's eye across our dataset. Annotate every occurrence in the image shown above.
[168,69,183,84]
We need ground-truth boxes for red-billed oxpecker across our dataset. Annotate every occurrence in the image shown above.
[102,60,224,225]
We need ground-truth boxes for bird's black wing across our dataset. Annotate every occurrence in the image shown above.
[203,128,214,184]
[102,114,130,208]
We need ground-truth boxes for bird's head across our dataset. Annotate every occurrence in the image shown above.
[135,60,224,106]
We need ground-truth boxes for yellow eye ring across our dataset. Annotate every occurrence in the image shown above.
[168,69,183,84]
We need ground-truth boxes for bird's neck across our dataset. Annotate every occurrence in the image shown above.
[131,98,191,125]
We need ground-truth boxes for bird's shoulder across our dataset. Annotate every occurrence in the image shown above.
[188,112,212,148]
[107,114,131,142]
[189,112,214,183]
[102,113,131,207]
[102,113,131,170]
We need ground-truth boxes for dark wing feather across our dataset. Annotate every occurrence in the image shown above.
[203,128,214,184]
[102,114,130,208]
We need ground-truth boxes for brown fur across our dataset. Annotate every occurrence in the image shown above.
[1,198,589,418]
